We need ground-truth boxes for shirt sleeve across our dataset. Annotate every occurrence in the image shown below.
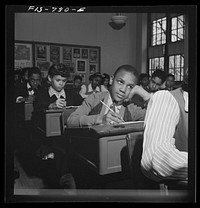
[141,90,188,181]
[67,93,102,127]
[79,84,88,99]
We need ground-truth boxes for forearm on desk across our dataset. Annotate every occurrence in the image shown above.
[67,114,102,127]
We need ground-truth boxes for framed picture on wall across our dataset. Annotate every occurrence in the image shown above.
[35,44,47,61]
[81,48,88,59]
[50,45,60,63]
[73,48,80,58]
[89,49,98,63]
[15,42,33,69]
[89,64,97,74]
[76,59,86,73]
[63,46,72,61]
[64,62,75,73]
[36,61,50,77]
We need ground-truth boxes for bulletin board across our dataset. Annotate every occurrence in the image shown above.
[15,40,101,85]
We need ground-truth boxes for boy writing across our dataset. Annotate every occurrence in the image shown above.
[67,65,146,127]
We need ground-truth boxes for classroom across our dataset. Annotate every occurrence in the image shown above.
[5,5,196,203]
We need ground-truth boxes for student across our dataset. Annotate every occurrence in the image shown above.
[65,75,84,106]
[100,73,111,92]
[33,63,77,111]
[67,65,146,127]
[140,69,188,188]
[139,73,150,92]
[32,63,76,189]
[79,72,102,99]
[163,73,175,91]
[130,69,166,108]
[14,69,23,86]
[15,67,42,103]
[21,67,29,83]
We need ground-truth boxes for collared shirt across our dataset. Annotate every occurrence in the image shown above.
[104,93,122,114]
[79,83,101,98]
[16,82,34,103]
[141,90,188,181]
[48,86,66,99]
[27,82,35,95]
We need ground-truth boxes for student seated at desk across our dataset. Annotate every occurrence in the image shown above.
[32,63,77,189]
[67,65,146,127]
[15,67,42,103]
[129,69,166,109]
[79,72,102,99]
[65,75,84,106]
[141,69,189,189]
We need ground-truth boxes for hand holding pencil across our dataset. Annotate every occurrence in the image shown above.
[100,100,125,124]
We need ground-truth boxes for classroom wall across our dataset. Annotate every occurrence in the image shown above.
[15,13,146,76]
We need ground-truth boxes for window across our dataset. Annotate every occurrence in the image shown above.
[149,57,164,76]
[148,14,186,81]
[152,17,166,46]
[169,54,184,81]
[171,15,185,42]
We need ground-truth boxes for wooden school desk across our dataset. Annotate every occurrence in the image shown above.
[35,106,78,137]
[15,101,34,121]
[66,121,144,175]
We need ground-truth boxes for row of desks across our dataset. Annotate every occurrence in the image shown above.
[16,102,144,175]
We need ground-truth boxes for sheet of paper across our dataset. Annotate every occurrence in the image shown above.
[119,121,144,125]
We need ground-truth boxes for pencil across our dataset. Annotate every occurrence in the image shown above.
[100,100,125,122]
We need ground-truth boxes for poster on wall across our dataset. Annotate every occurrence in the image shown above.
[63,46,72,61]
[76,59,86,73]
[50,45,60,63]
[36,61,50,78]
[35,44,47,61]
[89,49,98,63]
[81,48,88,59]
[15,43,33,69]
[73,48,80,58]
[64,62,75,73]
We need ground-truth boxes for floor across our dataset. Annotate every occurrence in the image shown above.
[13,128,134,197]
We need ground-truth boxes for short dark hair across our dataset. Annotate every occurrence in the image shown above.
[92,72,102,79]
[48,63,70,78]
[166,73,175,79]
[28,67,41,78]
[114,65,139,84]
[139,73,150,81]
[74,75,82,82]
[151,69,166,84]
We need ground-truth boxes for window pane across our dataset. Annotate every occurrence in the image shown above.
[178,15,184,28]
[152,22,156,34]
[175,68,181,81]
[175,55,180,67]
[171,17,177,30]
[152,58,155,69]
[171,30,177,42]
[169,68,174,75]
[155,58,159,68]
[169,56,174,68]
[157,33,161,45]
[162,18,166,30]
[152,35,156,46]
[160,57,164,69]
[157,21,161,33]
[181,55,184,67]
[178,28,184,40]
[162,33,166,44]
